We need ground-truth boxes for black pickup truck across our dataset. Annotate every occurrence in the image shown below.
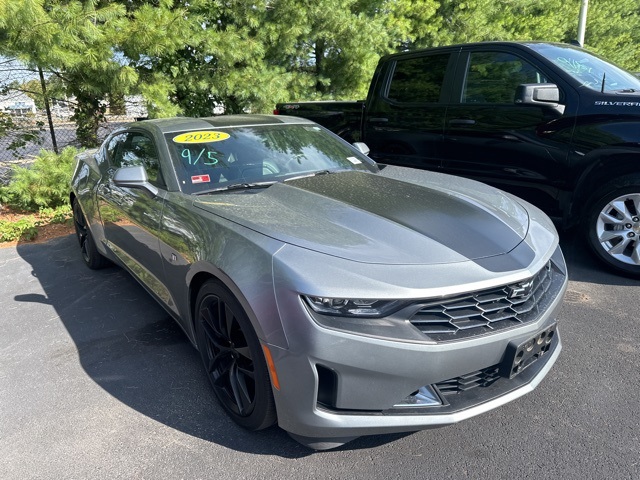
[275,41,640,276]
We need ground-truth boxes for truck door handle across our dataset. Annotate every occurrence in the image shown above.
[368,117,389,123]
[449,119,476,126]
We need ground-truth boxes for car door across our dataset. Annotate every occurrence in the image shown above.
[441,47,576,217]
[97,130,172,305]
[363,50,457,170]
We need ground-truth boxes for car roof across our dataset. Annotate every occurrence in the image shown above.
[130,114,316,134]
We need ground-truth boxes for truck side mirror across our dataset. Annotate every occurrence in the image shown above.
[352,142,370,156]
[515,83,565,114]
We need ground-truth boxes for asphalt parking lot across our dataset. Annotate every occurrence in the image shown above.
[1,232,639,479]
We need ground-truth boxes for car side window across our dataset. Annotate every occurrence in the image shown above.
[105,133,127,165]
[387,54,450,103]
[463,52,548,104]
[111,133,164,187]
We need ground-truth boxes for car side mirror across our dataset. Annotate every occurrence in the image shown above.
[515,83,565,114]
[352,142,370,156]
[113,165,159,197]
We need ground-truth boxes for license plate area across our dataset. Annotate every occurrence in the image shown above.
[500,324,557,379]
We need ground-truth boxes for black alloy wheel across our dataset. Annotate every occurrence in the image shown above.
[72,198,109,270]
[195,280,276,431]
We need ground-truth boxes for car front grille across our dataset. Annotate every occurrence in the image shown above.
[435,365,501,396]
[408,261,561,342]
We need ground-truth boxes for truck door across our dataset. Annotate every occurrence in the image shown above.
[363,51,457,170]
[441,48,575,217]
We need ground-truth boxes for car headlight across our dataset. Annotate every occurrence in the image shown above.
[303,296,403,317]
[301,296,435,342]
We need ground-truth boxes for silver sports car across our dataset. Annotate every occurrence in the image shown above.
[70,114,567,450]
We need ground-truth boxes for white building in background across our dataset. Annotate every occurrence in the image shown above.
[0,92,37,115]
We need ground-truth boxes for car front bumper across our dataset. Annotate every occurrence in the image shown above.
[267,255,567,443]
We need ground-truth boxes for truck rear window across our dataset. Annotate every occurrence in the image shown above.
[387,54,450,103]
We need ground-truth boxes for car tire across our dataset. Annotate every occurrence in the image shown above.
[194,280,277,431]
[72,198,110,270]
[585,175,640,277]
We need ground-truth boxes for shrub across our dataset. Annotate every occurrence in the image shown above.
[0,147,79,212]
[39,205,73,224]
[0,205,72,243]
[0,217,38,242]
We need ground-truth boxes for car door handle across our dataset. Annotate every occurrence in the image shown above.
[368,117,389,123]
[501,134,520,141]
[97,183,111,195]
[449,119,476,126]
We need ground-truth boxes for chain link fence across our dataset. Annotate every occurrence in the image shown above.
[1,58,147,185]
[0,111,141,185]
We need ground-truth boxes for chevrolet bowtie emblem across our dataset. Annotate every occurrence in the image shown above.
[508,280,534,299]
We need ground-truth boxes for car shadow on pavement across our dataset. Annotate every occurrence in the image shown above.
[13,234,410,456]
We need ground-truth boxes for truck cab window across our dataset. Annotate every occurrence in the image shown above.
[387,54,450,103]
[463,52,547,104]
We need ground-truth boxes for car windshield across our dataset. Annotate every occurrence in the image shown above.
[527,43,640,93]
[165,123,376,194]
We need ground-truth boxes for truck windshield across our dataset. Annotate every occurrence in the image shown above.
[527,43,640,93]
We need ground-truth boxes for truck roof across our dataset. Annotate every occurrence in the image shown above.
[381,41,568,61]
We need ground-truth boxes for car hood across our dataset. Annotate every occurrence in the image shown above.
[193,170,531,265]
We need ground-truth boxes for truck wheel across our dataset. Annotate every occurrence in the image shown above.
[585,176,640,276]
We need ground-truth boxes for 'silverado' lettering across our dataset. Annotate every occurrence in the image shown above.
[594,101,640,107]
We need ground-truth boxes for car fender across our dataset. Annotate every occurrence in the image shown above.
[166,212,290,350]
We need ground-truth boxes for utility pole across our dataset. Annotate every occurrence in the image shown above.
[577,0,589,47]
[38,67,58,154]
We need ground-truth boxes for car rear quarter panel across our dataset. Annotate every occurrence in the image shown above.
[70,150,111,258]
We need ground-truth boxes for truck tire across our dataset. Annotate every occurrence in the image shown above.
[585,175,640,277]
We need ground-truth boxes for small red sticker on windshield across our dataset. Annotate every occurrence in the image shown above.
[191,174,211,184]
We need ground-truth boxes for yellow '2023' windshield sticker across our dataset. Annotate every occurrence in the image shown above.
[172,131,230,143]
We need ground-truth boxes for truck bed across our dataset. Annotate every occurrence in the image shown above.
[274,100,364,142]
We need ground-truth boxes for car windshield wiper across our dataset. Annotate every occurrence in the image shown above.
[195,181,277,195]
[284,170,339,182]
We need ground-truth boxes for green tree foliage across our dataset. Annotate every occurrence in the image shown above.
[264,0,388,99]
[13,76,67,112]
[1,0,640,138]
[0,0,190,146]
[410,0,575,47]
[1,1,129,146]
[580,0,640,71]
[0,111,44,154]
[134,0,286,116]
[410,0,640,72]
